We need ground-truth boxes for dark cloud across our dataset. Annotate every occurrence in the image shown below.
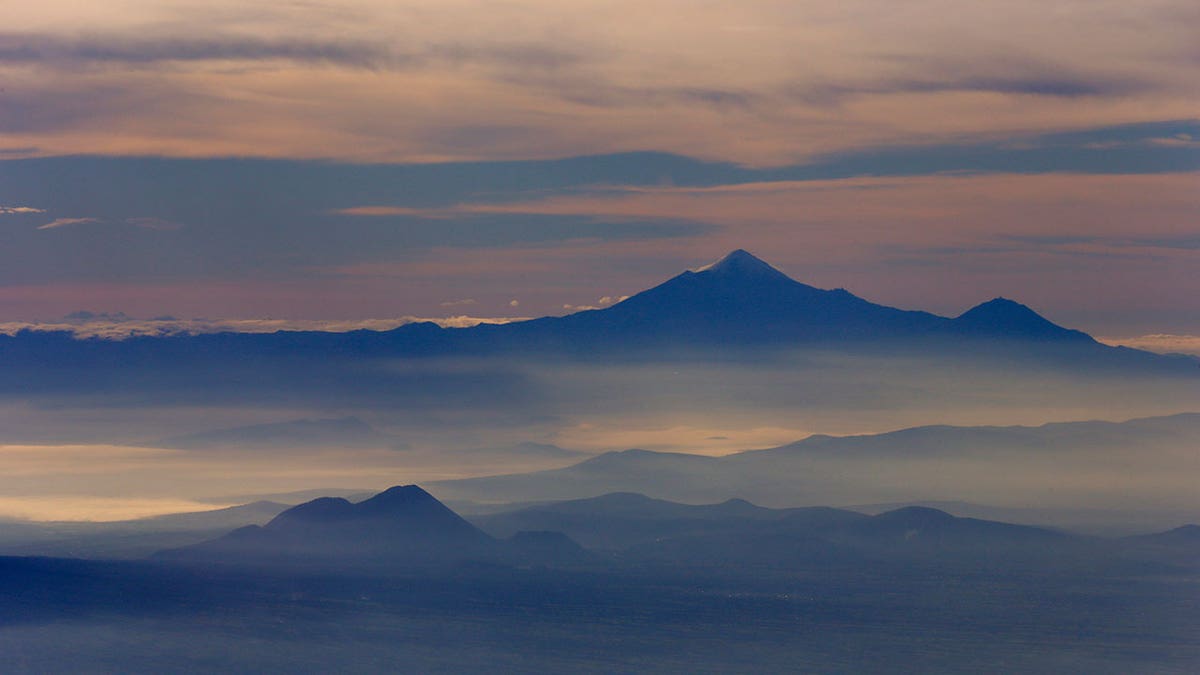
[0,33,395,68]
[1006,233,1200,251]
[792,53,1150,105]
[0,32,584,72]
[900,75,1142,98]
[796,74,1144,105]
[0,119,1193,286]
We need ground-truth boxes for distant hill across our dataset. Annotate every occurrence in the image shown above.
[470,492,1098,569]
[157,485,591,569]
[433,413,1200,524]
[159,485,495,566]
[471,492,864,550]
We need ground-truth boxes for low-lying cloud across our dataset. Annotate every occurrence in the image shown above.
[0,315,526,340]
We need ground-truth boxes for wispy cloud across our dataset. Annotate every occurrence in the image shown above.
[0,32,584,72]
[0,205,45,214]
[0,33,394,69]
[37,217,99,230]
[35,216,183,232]
[563,295,628,311]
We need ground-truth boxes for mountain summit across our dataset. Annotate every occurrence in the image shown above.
[502,249,948,346]
[692,249,795,283]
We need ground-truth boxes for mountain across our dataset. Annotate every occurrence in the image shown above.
[1,249,1192,419]
[470,493,1084,568]
[159,485,495,566]
[625,504,1081,569]
[389,249,1178,359]
[1,249,1180,363]
[471,492,864,550]
[485,249,949,350]
[732,412,1200,461]
[157,485,592,569]
[432,413,1200,526]
[951,297,1094,342]
[1122,524,1200,569]
[437,449,729,504]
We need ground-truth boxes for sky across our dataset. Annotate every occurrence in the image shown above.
[0,0,1198,339]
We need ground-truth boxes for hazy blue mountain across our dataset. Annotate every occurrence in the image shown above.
[158,485,592,569]
[455,441,589,460]
[159,485,496,566]
[832,505,1065,550]
[624,504,1084,569]
[505,530,598,565]
[437,449,730,504]
[732,411,1200,461]
[472,491,865,550]
[1122,524,1200,569]
[471,492,1078,566]
[433,413,1200,523]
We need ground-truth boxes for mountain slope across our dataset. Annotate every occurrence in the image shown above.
[158,485,499,566]
[485,249,950,350]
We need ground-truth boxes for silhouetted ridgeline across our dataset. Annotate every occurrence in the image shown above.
[1,250,1193,366]
[152,485,1199,575]
[156,485,593,569]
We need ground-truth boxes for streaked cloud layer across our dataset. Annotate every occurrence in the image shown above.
[3,0,1198,163]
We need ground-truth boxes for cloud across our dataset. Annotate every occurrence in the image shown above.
[36,217,99,230]
[1096,334,1200,356]
[0,32,584,73]
[36,216,183,232]
[0,494,234,522]
[0,205,44,214]
[563,295,629,312]
[0,315,528,340]
[2,2,1197,163]
[440,299,477,307]
[0,33,394,69]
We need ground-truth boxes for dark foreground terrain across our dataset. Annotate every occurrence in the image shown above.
[2,556,1199,674]
[3,487,1197,673]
